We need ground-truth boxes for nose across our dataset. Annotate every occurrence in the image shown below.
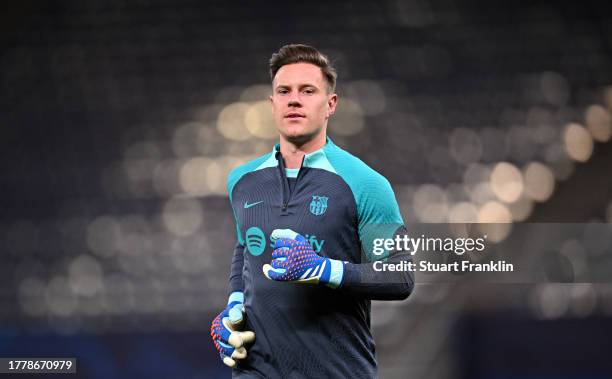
[288,99,302,108]
[287,93,302,107]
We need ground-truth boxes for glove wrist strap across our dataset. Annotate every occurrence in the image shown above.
[228,291,244,305]
[324,259,344,289]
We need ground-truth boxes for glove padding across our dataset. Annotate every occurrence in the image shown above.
[263,229,343,288]
[210,295,255,367]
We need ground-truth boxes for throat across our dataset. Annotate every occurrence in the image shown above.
[282,154,304,169]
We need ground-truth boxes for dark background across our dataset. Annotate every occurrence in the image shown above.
[2,1,612,378]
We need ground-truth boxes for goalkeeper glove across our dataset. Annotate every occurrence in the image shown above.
[262,229,344,288]
[210,292,255,368]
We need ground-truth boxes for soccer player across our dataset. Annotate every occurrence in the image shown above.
[210,44,414,378]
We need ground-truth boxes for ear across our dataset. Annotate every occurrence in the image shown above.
[327,93,338,118]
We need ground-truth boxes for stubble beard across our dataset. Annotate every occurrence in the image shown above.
[280,123,326,148]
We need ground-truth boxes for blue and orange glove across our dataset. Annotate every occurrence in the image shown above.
[262,229,344,288]
[210,292,255,368]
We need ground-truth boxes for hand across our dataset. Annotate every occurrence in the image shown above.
[210,292,255,368]
[262,229,344,288]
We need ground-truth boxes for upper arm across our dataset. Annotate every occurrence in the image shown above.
[356,175,404,262]
[227,173,244,246]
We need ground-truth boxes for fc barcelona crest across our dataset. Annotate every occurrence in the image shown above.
[309,195,328,216]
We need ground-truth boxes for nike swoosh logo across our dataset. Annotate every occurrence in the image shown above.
[244,201,263,209]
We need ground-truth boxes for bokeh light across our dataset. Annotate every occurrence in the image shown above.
[68,254,104,297]
[217,102,252,141]
[449,128,483,165]
[585,105,611,142]
[330,98,365,136]
[344,80,387,116]
[447,202,478,223]
[240,84,271,102]
[490,162,523,203]
[480,127,508,162]
[245,101,277,139]
[18,277,47,317]
[526,107,557,144]
[532,284,570,319]
[563,123,593,162]
[523,162,555,202]
[179,157,212,197]
[162,197,203,236]
[560,239,588,277]
[173,121,206,158]
[152,159,183,197]
[505,125,537,163]
[87,216,120,258]
[477,201,512,242]
[569,284,597,318]
[544,143,575,180]
[45,276,77,317]
[413,184,448,222]
[540,71,570,106]
[507,195,534,221]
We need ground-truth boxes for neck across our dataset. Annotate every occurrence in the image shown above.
[279,131,327,169]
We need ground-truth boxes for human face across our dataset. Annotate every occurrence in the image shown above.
[270,63,337,145]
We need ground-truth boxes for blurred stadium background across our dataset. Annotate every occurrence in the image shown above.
[2,0,612,378]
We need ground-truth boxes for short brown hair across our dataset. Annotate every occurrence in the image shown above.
[269,44,337,93]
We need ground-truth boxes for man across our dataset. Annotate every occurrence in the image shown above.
[210,44,414,378]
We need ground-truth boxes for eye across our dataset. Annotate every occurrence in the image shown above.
[303,88,315,94]
[277,88,289,95]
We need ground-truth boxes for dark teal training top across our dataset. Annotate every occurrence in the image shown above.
[226,138,413,379]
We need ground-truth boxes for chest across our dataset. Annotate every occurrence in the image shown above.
[233,167,357,256]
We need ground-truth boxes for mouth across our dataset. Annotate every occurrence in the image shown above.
[285,113,305,119]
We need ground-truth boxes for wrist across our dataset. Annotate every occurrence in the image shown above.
[322,258,344,289]
[226,291,245,324]
[227,291,244,305]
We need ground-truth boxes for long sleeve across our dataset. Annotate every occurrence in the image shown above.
[227,176,245,296]
[340,226,414,300]
[339,169,414,300]
[228,242,245,296]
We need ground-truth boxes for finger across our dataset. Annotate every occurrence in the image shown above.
[232,346,247,360]
[219,318,234,341]
[228,330,256,348]
[263,263,287,281]
[270,258,288,270]
[271,229,299,241]
[228,303,244,326]
[272,247,290,259]
[219,343,250,367]
[237,330,256,344]
[227,331,243,348]
[213,316,233,346]
[273,237,297,250]
[216,339,235,357]
[221,354,236,368]
[274,232,307,244]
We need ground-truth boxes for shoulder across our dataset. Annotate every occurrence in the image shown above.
[323,140,393,194]
[324,140,402,224]
[227,151,276,201]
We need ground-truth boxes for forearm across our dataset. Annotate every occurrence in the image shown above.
[228,243,245,296]
[339,252,414,300]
